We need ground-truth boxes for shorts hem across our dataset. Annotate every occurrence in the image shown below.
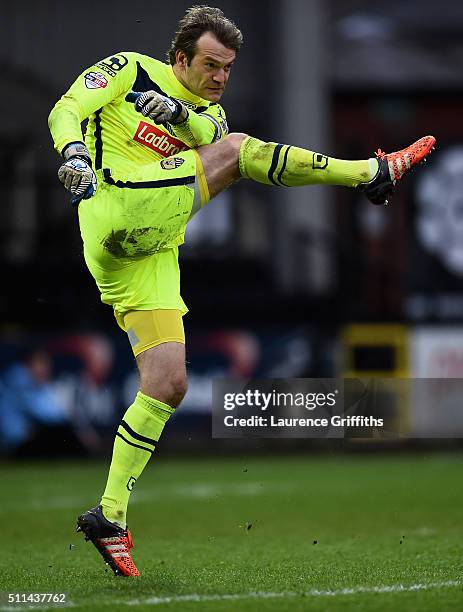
[133,336,186,357]
[115,304,188,314]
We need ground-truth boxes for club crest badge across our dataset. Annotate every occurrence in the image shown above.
[160,157,185,170]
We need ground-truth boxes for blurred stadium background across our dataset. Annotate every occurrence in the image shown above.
[2,2,463,608]
[1,0,463,456]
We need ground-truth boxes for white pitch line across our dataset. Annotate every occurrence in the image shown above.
[0,581,460,611]
[121,580,462,607]
[131,481,272,503]
[0,482,293,513]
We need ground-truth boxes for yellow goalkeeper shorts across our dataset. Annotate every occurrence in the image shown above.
[78,149,209,319]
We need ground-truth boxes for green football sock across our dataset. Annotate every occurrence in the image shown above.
[239,136,378,188]
[100,391,175,528]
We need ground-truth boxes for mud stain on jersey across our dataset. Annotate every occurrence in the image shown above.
[102,230,130,257]
[102,227,165,257]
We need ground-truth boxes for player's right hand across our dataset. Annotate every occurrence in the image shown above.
[58,142,97,206]
[129,90,188,124]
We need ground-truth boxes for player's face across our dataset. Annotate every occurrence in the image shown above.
[180,32,236,101]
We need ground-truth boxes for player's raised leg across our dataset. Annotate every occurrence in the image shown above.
[196,133,436,206]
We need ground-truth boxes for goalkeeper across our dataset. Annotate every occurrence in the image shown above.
[48,5,435,577]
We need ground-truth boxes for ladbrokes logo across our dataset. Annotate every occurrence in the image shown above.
[134,121,188,157]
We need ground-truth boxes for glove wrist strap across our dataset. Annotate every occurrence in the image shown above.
[170,102,189,125]
[62,142,92,165]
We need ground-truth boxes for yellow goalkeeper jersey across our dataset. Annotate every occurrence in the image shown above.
[48,52,228,176]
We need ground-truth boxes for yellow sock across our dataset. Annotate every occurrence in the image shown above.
[100,391,174,528]
[239,136,378,188]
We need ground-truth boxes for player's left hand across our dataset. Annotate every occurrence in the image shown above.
[129,91,188,125]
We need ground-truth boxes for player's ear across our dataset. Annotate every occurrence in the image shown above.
[175,49,188,67]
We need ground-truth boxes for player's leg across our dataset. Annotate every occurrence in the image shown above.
[195,133,246,198]
[196,133,436,205]
[137,340,187,404]
[100,331,186,528]
[77,311,186,577]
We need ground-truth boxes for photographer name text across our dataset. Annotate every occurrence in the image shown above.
[223,415,383,428]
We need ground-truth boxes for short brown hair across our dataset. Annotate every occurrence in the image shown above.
[167,5,243,65]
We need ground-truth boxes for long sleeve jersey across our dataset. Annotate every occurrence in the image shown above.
[48,52,229,177]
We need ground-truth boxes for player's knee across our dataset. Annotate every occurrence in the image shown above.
[140,370,188,408]
[165,371,188,407]
[224,132,248,156]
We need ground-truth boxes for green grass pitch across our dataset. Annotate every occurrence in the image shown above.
[1,453,462,611]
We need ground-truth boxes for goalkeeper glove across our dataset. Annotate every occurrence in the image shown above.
[58,142,97,206]
[128,91,188,125]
